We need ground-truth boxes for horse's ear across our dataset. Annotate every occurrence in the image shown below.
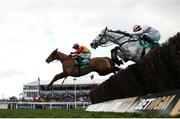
[105,26,108,30]
[56,48,58,51]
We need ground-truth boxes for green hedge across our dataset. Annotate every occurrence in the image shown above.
[90,32,180,104]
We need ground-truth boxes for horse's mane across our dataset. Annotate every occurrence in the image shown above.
[56,51,74,60]
[108,29,132,37]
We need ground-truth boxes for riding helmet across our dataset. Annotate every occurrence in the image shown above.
[133,25,142,32]
[73,43,79,49]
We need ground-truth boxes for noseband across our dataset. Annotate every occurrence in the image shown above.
[95,27,114,47]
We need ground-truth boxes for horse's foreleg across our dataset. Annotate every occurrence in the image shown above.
[48,72,67,88]
[111,47,124,65]
[111,47,118,61]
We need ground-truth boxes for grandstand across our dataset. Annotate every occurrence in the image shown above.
[17,76,107,109]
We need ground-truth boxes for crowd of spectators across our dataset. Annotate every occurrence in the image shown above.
[7,91,91,103]
[37,92,91,102]
[0,92,91,103]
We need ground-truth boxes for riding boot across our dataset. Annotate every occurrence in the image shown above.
[76,56,83,66]
[75,56,82,75]
[74,56,80,66]
[142,35,155,45]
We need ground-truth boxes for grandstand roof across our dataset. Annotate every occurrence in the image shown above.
[24,77,107,86]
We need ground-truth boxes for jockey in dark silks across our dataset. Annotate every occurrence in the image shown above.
[71,43,91,66]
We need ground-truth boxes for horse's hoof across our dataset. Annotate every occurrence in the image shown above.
[116,60,123,66]
[116,62,122,66]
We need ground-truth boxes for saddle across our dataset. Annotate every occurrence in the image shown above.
[74,56,90,69]
[138,35,159,49]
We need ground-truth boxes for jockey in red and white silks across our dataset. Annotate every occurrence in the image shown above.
[71,43,91,65]
[71,43,91,59]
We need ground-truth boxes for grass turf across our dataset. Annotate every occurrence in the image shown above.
[0,109,179,118]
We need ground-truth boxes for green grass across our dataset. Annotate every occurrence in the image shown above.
[0,109,179,118]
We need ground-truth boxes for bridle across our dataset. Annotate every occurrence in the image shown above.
[97,28,139,47]
[51,51,58,62]
[98,27,108,43]
[96,27,115,47]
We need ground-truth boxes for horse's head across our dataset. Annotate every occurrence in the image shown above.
[46,48,59,63]
[90,27,109,49]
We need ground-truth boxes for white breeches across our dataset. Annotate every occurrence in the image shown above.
[144,31,161,41]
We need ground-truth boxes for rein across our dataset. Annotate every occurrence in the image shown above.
[96,28,140,50]
[100,42,114,47]
[103,29,139,47]
[57,52,74,62]
[98,27,108,44]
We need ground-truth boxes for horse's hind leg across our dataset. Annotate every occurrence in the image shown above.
[97,66,121,76]
[48,72,67,88]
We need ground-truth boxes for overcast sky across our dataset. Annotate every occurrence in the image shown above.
[0,0,179,98]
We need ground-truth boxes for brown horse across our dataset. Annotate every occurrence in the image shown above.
[46,48,120,87]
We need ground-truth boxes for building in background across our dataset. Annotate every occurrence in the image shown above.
[23,77,106,101]
[19,77,107,109]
